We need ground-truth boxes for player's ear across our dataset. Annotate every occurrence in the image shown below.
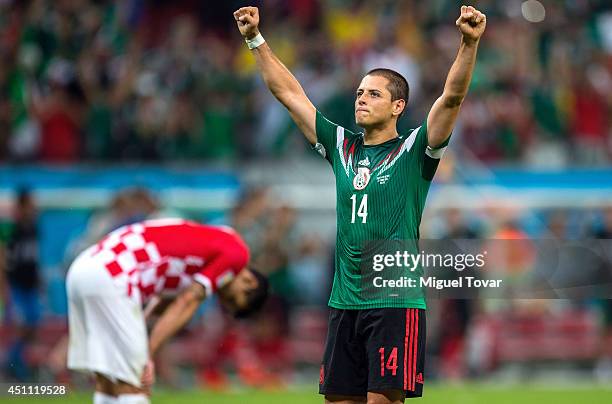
[392,99,406,117]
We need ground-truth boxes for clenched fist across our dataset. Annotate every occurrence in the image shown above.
[456,5,486,43]
[233,6,260,40]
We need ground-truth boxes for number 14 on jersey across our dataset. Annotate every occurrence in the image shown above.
[350,194,368,223]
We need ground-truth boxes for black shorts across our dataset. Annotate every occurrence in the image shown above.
[319,307,426,399]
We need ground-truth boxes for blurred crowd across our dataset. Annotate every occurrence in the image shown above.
[1,0,611,165]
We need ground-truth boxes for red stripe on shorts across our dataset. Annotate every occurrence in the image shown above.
[408,309,415,390]
[403,308,410,390]
[412,310,419,390]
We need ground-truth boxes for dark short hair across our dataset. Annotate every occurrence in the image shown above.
[234,269,269,319]
[365,68,409,104]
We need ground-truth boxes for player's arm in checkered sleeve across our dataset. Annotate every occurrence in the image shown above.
[148,282,207,357]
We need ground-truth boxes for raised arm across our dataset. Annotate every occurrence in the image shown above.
[427,5,486,148]
[234,6,317,145]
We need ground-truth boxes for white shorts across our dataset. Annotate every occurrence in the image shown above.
[66,248,148,387]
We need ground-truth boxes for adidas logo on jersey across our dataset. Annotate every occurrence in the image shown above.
[358,156,370,167]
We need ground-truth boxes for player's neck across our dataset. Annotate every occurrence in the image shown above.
[363,122,399,145]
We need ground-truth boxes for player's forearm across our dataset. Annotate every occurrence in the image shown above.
[252,41,308,106]
[144,296,175,321]
[441,37,479,107]
[148,292,200,357]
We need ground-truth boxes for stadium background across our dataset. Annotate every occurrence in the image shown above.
[1,0,612,402]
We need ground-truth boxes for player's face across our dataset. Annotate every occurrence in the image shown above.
[219,269,258,312]
[355,75,404,128]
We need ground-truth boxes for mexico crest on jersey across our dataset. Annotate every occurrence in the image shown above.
[353,167,371,190]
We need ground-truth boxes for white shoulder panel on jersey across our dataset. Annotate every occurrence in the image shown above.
[376,126,420,175]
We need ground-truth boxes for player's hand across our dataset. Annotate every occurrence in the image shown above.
[233,7,260,40]
[456,5,486,43]
[141,358,155,388]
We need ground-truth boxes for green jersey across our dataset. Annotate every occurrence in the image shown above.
[314,111,449,310]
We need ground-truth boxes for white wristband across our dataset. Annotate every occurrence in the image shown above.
[245,33,265,50]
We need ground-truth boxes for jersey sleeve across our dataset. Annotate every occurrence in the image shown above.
[410,118,451,182]
[192,243,249,297]
[313,110,339,165]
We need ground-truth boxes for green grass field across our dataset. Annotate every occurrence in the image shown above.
[2,384,611,404]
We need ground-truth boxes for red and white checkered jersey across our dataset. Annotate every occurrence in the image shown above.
[88,218,249,304]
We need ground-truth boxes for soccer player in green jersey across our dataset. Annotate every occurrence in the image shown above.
[234,5,486,403]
